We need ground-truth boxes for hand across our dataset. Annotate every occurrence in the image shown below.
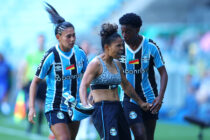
[28,108,36,124]
[150,96,163,114]
[77,103,94,110]
[140,102,152,111]
[88,92,94,105]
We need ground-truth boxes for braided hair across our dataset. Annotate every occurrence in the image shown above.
[45,2,74,35]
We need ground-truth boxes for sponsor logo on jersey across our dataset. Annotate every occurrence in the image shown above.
[66,64,75,70]
[55,73,83,81]
[129,59,139,64]
[129,111,137,119]
[110,127,117,136]
[57,111,64,119]
[123,68,148,74]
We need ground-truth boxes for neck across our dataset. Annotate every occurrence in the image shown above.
[127,35,143,51]
[101,53,113,64]
[59,44,71,52]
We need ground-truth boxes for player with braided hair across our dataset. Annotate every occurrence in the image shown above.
[28,3,88,140]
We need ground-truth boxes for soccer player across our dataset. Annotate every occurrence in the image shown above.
[79,23,151,140]
[119,13,168,140]
[28,3,88,140]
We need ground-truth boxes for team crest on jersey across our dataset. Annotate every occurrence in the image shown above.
[66,64,75,70]
[55,63,62,71]
[142,55,150,63]
[119,55,126,63]
[129,111,137,119]
[110,127,117,136]
[68,109,73,117]
[57,111,64,119]
[77,60,84,68]
[129,59,139,64]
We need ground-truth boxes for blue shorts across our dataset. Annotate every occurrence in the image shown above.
[45,110,73,128]
[123,101,158,126]
[92,101,131,140]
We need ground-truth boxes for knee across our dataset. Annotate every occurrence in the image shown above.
[131,124,146,140]
[134,133,146,140]
[70,135,76,140]
[145,133,154,140]
[133,129,146,140]
[57,135,70,140]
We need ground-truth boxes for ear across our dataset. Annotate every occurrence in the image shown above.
[56,34,60,40]
[136,27,140,34]
[104,44,109,51]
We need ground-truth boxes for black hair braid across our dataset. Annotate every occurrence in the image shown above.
[45,2,65,25]
[44,2,74,35]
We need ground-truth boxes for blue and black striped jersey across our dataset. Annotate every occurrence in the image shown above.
[35,44,88,113]
[119,36,165,104]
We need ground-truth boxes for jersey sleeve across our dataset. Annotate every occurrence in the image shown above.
[79,49,88,73]
[149,40,165,68]
[82,52,88,73]
[35,50,54,79]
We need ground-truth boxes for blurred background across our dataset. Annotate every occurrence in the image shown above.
[0,0,210,140]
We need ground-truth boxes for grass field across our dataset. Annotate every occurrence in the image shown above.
[0,114,210,140]
[155,121,210,140]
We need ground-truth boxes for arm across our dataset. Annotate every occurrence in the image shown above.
[79,59,100,106]
[117,61,150,111]
[149,41,168,113]
[151,66,168,112]
[28,76,42,124]
[28,49,52,123]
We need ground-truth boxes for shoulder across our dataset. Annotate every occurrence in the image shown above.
[114,59,122,69]
[89,56,101,67]
[142,37,160,52]
[114,59,121,65]
[74,45,87,56]
[147,38,159,49]
[41,47,55,62]
[45,46,55,56]
[85,56,101,74]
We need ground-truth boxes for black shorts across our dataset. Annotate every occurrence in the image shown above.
[123,101,158,126]
[23,80,46,101]
[36,80,46,101]
[92,101,131,140]
[45,110,73,128]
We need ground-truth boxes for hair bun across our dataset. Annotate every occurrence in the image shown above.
[100,23,118,38]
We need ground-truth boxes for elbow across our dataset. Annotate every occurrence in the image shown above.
[161,69,168,82]
[165,71,168,82]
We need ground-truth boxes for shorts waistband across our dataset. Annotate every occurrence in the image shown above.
[94,100,121,107]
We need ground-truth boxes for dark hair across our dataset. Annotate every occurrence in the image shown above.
[100,23,121,51]
[119,13,142,28]
[45,2,74,35]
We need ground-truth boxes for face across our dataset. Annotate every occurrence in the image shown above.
[106,37,124,59]
[56,27,76,52]
[120,25,139,44]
